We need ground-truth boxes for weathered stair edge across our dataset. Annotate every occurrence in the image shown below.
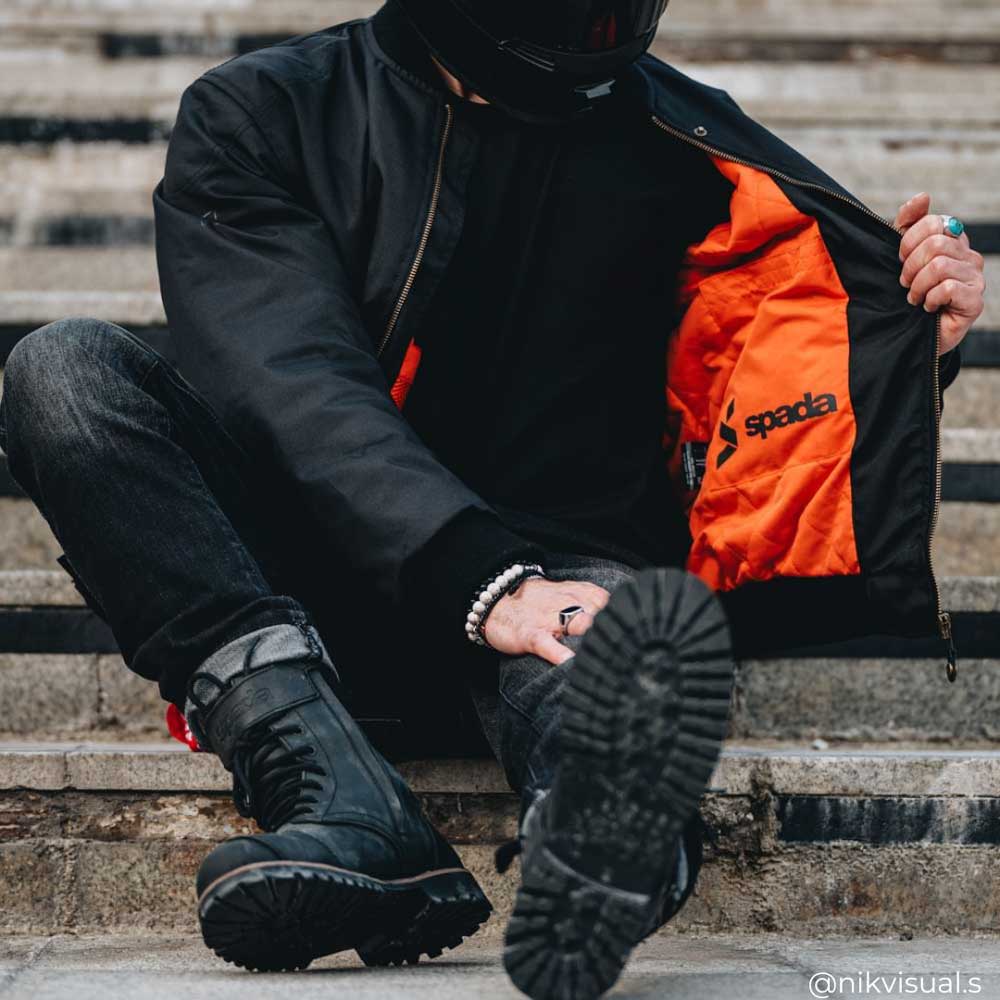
[4,745,1000,938]
[7,651,1000,744]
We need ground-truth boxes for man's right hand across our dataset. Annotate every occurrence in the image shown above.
[483,577,611,665]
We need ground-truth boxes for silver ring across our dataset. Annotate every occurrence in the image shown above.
[559,605,586,635]
[942,215,965,239]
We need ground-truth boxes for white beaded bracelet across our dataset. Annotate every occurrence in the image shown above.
[466,562,546,647]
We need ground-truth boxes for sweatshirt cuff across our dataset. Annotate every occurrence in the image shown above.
[405,508,544,638]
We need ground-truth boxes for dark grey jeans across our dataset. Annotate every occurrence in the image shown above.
[0,317,699,918]
[470,556,634,800]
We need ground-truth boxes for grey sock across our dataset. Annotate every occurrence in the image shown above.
[185,622,334,746]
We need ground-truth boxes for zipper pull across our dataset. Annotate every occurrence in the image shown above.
[939,612,958,683]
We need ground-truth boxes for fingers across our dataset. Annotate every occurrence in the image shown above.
[908,259,983,311]
[894,191,931,234]
[561,581,611,611]
[530,630,575,666]
[899,211,946,261]
[900,214,971,265]
[900,234,973,289]
[924,276,984,317]
[564,610,596,638]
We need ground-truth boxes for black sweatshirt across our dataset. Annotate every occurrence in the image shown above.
[376,7,735,631]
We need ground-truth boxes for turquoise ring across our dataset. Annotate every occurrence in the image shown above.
[942,215,966,238]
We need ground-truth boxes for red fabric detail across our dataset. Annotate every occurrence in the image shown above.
[390,340,423,410]
[166,703,205,752]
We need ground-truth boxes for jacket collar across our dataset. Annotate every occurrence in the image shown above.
[368,3,856,207]
[372,1,448,94]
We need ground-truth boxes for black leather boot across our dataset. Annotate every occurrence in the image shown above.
[188,656,491,971]
[502,569,734,1000]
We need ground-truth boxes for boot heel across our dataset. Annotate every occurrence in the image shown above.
[359,869,492,967]
[505,846,653,1000]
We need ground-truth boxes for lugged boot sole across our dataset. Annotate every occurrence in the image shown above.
[503,568,734,1000]
[198,861,492,971]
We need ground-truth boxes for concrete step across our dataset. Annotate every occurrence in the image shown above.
[935,503,1000,576]
[5,741,1000,936]
[0,51,214,122]
[779,127,1000,223]
[2,51,998,130]
[0,1,373,39]
[942,429,1000,463]
[666,61,1000,128]
[0,248,158,294]
[0,572,996,744]
[942,371,999,431]
[3,0,999,45]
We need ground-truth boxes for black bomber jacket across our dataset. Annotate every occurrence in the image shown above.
[153,4,961,658]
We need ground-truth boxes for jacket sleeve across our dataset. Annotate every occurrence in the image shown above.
[153,74,525,603]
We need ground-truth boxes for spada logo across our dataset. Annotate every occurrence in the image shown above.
[745,392,838,440]
[716,391,839,469]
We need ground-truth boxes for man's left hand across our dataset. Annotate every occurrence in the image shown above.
[897,192,986,355]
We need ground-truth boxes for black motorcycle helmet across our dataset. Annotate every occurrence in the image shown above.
[396,0,671,123]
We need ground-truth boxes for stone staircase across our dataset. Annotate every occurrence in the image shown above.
[0,0,998,942]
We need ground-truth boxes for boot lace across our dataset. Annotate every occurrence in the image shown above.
[231,722,326,830]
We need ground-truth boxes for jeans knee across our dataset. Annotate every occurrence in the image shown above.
[1,317,147,458]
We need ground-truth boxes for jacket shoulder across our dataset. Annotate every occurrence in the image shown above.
[636,54,745,118]
[186,19,369,124]
[165,19,372,191]
[636,53,854,199]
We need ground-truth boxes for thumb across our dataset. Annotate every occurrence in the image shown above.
[895,192,932,233]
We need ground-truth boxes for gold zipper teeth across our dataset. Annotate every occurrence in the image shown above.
[651,116,948,634]
[930,313,945,619]
[378,103,455,358]
[651,116,900,235]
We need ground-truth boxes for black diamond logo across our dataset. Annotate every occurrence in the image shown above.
[717,398,738,469]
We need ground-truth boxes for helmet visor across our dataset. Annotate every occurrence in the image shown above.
[462,0,669,54]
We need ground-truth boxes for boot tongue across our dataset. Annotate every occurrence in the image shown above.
[194,662,322,769]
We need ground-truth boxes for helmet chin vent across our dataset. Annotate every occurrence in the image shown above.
[498,39,558,73]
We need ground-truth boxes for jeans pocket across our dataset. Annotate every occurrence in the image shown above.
[57,553,109,622]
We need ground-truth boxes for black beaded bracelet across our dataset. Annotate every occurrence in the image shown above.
[465,563,546,647]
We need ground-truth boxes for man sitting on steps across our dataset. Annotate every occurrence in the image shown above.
[0,2,985,998]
